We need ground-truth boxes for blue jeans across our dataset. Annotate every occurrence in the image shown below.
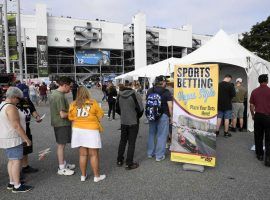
[147,114,169,159]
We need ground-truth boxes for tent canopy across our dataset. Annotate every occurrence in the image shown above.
[116,29,270,132]
[116,29,270,80]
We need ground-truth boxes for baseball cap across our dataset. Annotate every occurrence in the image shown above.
[236,78,242,83]
[124,76,133,84]
[155,75,168,84]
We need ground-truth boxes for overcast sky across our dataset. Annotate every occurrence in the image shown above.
[18,0,270,35]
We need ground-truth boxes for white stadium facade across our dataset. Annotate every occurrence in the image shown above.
[4,3,212,81]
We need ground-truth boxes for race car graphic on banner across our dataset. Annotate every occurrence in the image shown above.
[170,64,219,167]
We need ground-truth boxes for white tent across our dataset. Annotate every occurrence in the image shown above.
[116,30,270,131]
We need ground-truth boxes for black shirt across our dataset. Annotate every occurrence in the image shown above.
[17,97,36,130]
[218,81,236,111]
[107,86,117,102]
[147,86,173,117]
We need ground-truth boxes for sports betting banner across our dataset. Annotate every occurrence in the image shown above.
[170,64,219,167]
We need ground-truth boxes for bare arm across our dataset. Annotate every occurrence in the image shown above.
[250,103,255,120]
[6,105,31,146]
[167,101,173,123]
[32,111,42,122]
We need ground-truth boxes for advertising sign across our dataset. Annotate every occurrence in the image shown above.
[7,14,18,60]
[37,36,48,77]
[170,64,219,167]
[75,50,110,65]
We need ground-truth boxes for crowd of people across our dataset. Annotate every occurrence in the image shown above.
[0,73,270,194]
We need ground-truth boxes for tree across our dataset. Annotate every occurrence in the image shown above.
[239,16,270,61]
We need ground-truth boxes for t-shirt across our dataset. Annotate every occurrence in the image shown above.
[146,86,173,117]
[68,99,104,130]
[218,81,236,111]
[17,98,36,131]
[250,85,270,115]
[232,85,247,103]
[29,85,37,96]
[49,90,71,127]
[39,85,47,95]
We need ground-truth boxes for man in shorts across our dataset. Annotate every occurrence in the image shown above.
[231,78,247,132]
[216,74,236,137]
[49,76,75,175]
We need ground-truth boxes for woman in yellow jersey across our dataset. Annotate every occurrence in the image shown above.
[68,86,106,182]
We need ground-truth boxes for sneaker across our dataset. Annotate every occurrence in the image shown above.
[81,175,87,182]
[125,162,139,170]
[22,165,39,174]
[12,184,33,193]
[7,183,14,190]
[215,131,219,136]
[147,155,154,159]
[57,168,74,176]
[156,155,165,162]
[7,181,25,190]
[224,132,232,138]
[230,127,237,132]
[117,160,124,167]
[66,163,76,170]
[94,175,106,182]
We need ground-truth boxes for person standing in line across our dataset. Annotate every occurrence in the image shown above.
[0,87,33,193]
[49,77,75,176]
[250,74,270,166]
[116,78,144,170]
[146,76,173,161]
[68,86,106,182]
[107,81,117,120]
[29,82,39,106]
[39,82,48,105]
[231,78,247,132]
[0,86,3,103]
[16,96,42,174]
[101,81,108,102]
[71,81,79,101]
[216,74,236,137]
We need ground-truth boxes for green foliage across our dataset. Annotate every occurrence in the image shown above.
[239,16,270,61]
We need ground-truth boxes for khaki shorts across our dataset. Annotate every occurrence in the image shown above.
[232,103,244,119]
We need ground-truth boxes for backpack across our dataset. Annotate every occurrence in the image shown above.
[145,88,163,121]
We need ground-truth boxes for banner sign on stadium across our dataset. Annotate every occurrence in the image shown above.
[170,64,219,167]
[7,14,18,61]
[37,36,48,77]
[75,50,110,65]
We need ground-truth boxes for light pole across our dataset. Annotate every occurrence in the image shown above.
[16,0,23,81]
[3,0,10,73]
[23,28,27,81]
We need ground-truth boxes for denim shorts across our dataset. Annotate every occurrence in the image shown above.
[5,144,23,160]
[218,110,232,119]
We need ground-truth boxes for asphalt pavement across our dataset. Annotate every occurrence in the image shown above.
[0,88,270,200]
